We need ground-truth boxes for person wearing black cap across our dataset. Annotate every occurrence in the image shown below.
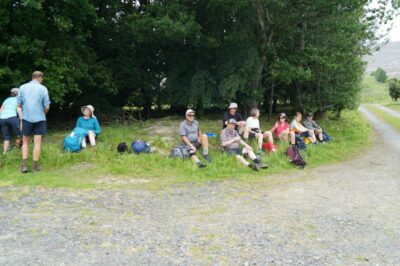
[222,103,250,140]
[303,112,324,142]
[220,118,267,171]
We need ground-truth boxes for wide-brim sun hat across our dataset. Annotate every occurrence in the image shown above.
[228,102,238,109]
[81,105,96,118]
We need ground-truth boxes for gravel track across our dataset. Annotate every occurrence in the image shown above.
[1,108,399,265]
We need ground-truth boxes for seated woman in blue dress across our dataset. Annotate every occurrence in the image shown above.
[76,105,101,148]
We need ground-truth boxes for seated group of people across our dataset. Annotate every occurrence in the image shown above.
[179,103,330,171]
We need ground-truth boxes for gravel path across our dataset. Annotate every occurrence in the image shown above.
[1,108,400,265]
[373,103,400,118]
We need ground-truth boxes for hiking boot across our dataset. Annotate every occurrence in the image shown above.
[32,161,41,173]
[204,155,212,163]
[248,163,259,171]
[20,159,29,173]
[256,163,269,169]
[197,161,207,168]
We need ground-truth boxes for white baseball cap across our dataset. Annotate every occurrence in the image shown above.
[186,109,195,116]
[11,88,19,95]
[228,102,238,109]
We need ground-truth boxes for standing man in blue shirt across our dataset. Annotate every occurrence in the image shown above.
[17,71,51,173]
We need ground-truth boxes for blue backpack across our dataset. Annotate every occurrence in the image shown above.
[63,127,88,152]
[322,131,332,142]
[295,134,307,150]
[131,140,150,154]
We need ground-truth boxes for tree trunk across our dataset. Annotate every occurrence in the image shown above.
[268,80,274,121]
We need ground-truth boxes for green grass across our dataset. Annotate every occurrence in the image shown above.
[365,105,400,132]
[0,110,371,189]
[385,102,400,112]
[360,75,391,104]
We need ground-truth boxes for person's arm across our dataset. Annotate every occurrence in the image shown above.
[17,105,22,120]
[223,112,229,126]
[94,119,101,135]
[0,104,4,114]
[42,88,51,115]
[221,136,240,147]
[181,136,196,150]
[239,139,252,149]
[313,121,322,130]
[270,123,277,133]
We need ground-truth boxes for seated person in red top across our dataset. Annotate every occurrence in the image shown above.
[270,113,296,144]
[222,102,250,139]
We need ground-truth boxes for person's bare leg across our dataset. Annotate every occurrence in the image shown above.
[236,154,249,166]
[81,138,87,148]
[316,130,323,141]
[309,130,317,143]
[263,131,274,144]
[22,136,29,160]
[3,140,10,153]
[289,131,296,145]
[20,136,30,172]
[88,132,96,146]
[241,126,249,139]
[279,132,289,142]
[243,147,257,160]
[33,135,42,161]
[200,134,208,150]
[256,133,263,151]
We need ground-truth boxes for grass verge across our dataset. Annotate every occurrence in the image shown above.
[0,110,371,189]
[365,105,400,132]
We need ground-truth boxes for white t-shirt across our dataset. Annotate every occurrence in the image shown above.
[246,117,260,129]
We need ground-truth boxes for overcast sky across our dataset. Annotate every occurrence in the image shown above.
[389,14,400,42]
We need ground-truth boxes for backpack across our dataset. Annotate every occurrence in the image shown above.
[322,131,332,142]
[262,141,278,153]
[117,142,128,153]
[286,145,306,168]
[63,127,88,152]
[131,140,151,154]
[295,134,307,150]
[170,145,190,159]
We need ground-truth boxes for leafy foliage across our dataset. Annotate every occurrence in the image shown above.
[0,0,398,119]
[371,67,388,83]
[388,78,400,101]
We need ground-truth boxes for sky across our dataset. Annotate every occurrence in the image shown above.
[388,15,400,42]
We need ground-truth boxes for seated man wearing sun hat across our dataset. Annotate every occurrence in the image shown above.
[76,105,101,148]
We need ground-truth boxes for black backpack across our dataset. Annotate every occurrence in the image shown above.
[286,145,306,168]
[117,142,128,153]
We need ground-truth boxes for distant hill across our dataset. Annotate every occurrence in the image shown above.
[364,41,400,78]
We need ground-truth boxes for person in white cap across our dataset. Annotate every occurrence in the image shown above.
[0,88,22,154]
[76,105,101,148]
[179,109,211,168]
[223,102,249,140]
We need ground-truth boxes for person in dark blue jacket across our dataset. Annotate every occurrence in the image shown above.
[76,105,101,148]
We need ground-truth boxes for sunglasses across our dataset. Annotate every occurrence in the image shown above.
[187,114,195,117]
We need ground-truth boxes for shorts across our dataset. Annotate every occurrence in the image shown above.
[184,140,201,155]
[225,148,242,156]
[249,128,261,138]
[300,131,311,138]
[0,116,21,141]
[22,120,47,136]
